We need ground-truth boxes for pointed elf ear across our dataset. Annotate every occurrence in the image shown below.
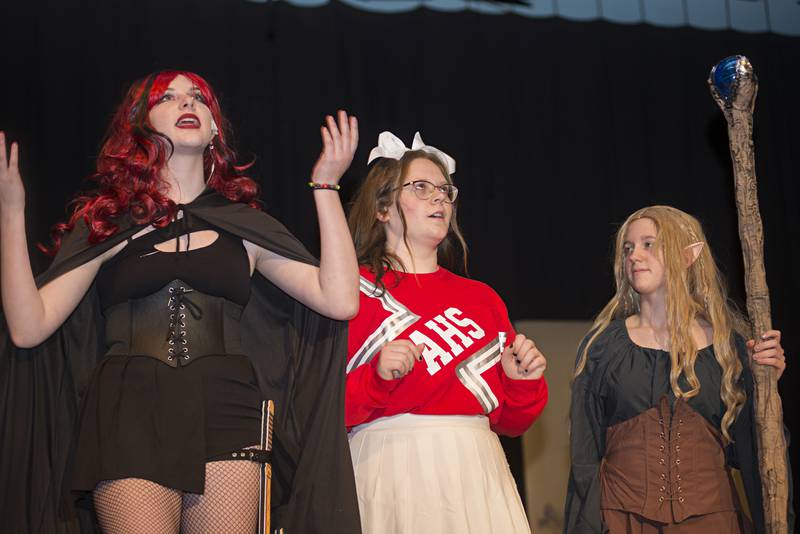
[684,241,705,266]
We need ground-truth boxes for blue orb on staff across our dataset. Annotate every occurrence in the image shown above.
[708,55,758,112]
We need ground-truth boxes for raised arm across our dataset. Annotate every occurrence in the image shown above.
[0,133,112,347]
[246,111,359,320]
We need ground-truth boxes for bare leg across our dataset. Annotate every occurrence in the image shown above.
[94,478,182,534]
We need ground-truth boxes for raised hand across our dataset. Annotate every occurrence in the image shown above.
[376,340,424,381]
[0,132,25,212]
[310,110,358,185]
[501,333,547,380]
[748,329,786,380]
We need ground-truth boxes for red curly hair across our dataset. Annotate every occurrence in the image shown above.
[42,70,259,255]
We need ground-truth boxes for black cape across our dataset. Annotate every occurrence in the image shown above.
[0,189,361,534]
[564,319,794,534]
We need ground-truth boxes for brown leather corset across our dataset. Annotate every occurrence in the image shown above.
[601,396,740,523]
[103,280,246,367]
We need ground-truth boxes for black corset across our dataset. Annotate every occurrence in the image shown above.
[103,279,246,367]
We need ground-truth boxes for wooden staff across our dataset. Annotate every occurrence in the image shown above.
[708,55,789,534]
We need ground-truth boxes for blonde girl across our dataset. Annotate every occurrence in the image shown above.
[565,205,790,533]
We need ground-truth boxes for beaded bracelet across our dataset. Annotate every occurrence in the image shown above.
[307,181,341,191]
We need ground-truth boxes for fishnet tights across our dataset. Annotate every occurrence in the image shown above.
[183,458,260,533]
[94,457,261,534]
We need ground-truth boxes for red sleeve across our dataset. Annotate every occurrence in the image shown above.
[345,274,402,428]
[345,359,399,428]
[490,375,549,436]
[483,285,549,436]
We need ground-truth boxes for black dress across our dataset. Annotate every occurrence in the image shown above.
[71,218,263,494]
[564,319,793,534]
[0,190,362,534]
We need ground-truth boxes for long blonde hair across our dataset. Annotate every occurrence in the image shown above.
[347,150,468,295]
[576,206,748,442]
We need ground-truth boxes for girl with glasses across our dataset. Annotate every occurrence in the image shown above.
[345,131,549,534]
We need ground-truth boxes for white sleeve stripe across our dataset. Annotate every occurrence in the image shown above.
[347,276,420,374]
[455,337,502,413]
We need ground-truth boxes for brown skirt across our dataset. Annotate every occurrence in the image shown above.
[603,509,751,534]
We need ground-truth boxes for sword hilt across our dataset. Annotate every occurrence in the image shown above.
[258,400,275,534]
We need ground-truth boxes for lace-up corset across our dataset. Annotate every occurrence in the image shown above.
[97,218,251,366]
[601,396,739,523]
[104,279,245,366]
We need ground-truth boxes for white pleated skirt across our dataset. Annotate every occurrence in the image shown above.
[348,414,532,534]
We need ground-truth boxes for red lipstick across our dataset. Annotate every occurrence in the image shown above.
[175,113,200,129]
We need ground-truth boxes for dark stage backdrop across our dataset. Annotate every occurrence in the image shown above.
[2,0,798,516]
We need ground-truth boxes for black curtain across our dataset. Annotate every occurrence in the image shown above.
[2,0,798,514]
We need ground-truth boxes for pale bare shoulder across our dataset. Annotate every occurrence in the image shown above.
[242,239,270,276]
[96,239,128,263]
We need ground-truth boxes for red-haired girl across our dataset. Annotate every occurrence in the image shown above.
[0,71,361,533]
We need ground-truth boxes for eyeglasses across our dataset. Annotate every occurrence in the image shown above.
[400,180,459,203]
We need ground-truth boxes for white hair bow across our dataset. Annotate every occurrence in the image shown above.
[367,131,456,175]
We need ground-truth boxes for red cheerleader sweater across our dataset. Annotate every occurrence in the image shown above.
[345,266,548,436]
